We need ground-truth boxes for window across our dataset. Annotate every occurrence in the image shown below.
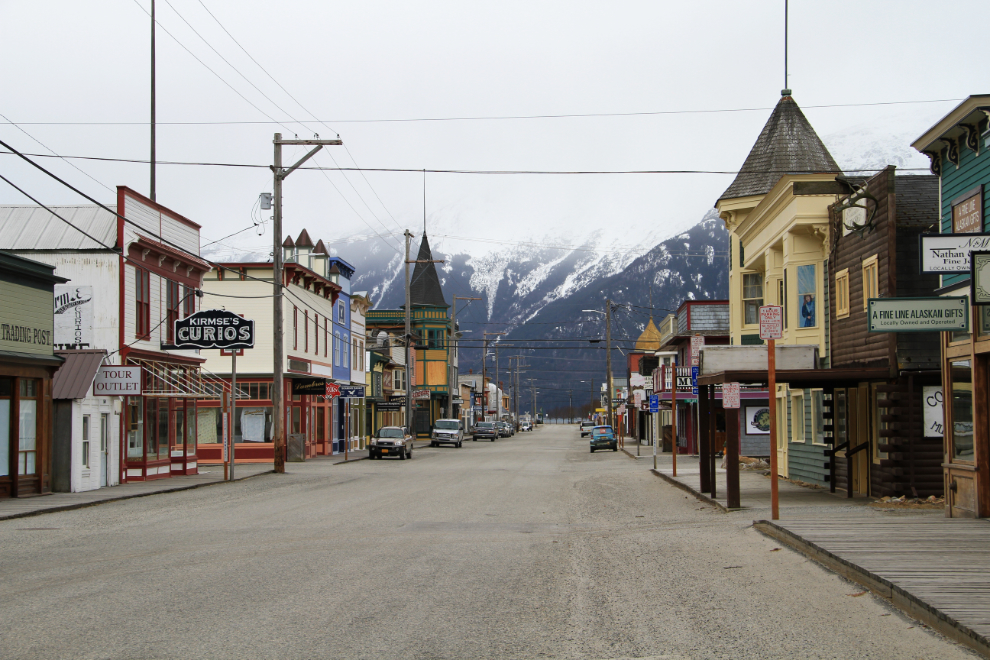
[427,328,445,349]
[343,335,350,369]
[166,280,180,342]
[949,359,974,461]
[293,306,298,350]
[835,269,850,318]
[742,273,763,325]
[314,314,319,355]
[337,301,346,324]
[304,310,309,353]
[797,264,816,328]
[783,269,788,329]
[862,254,878,310]
[324,317,328,358]
[872,383,887,463]
[811,389,826,445]
[790,392,805,443]
[82,415,90,468]
[135,267,150,338]
[352,339,358,369]
[183,285,195,317]
[334,332,341,366]
[394,369,405,391]
[17,379,39,475]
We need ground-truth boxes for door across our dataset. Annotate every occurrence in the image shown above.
[99,413,108,487]
[847,386,870,496]
[776,387,788,478]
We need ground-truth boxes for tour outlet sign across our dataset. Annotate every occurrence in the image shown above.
[172,310,255,350]
[867,297,969,333]
[920,233,990,273]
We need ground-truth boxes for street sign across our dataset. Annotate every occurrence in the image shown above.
[649,394,659,413]
[338,385,365,398]
[759,305,783,340]
[172,310,255,350]
[867,297,968,333]
[971,251,990,305]
[412,389,431,400]
[93,366,141,396]
[691,366,699,396]
[325,382,341,398]
[690,335,705,366]
[723,382,740,409]
[920,233,990,273]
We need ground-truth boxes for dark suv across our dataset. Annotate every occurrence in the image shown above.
[473,422,498,442]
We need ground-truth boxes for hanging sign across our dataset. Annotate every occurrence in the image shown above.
[690,335,705,366]
[691,366,699,396]
[867,297,968,333]
[723,382,740,409]
[338,385,365,398]
[93,366,141,396]
[172,310,255,350]
[759,305,783,340]
[412,389,431,400]
[919,233,990,273]
[325,382,341,398]
[970,251,990,305]
[292,378,327,395]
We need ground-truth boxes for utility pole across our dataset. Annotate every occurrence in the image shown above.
[568,389,573,424]
[606,298,614,430]
[150,0,156,201]
[448,295,480,420]
[271,133,342,473]
[482,332,505,421]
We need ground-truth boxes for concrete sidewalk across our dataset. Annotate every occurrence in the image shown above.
[0,463,273,521]
[645,451,871,513]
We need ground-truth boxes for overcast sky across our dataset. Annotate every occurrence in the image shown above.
[0,0,982,261]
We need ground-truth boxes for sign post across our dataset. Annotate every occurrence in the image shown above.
[671,361,678,477]
[759,305,783,520]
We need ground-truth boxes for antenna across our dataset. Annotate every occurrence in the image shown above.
[423,168,427,235]
[782,0,791,96]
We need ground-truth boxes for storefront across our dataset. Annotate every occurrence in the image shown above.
[0,252,66,498]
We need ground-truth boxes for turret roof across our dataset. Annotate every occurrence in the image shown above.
[634,317,662,352]
[409,233,448,308]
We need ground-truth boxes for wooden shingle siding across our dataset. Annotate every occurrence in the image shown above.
[686,304,729,332]
[939,140,990,288]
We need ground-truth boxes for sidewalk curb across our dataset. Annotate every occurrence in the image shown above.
[621,447,650,460]
[754,520,990,659]
[650,468,728,513]
[0,469,274,523]
[333,455,369,465]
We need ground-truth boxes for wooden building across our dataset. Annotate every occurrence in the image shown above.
[0,252,66,498]
[911,95,990,517]
[827,167,942,498]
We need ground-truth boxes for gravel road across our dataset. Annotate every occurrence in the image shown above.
[0,425,975,659]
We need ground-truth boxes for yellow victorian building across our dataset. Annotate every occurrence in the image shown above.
[716,92,842,485]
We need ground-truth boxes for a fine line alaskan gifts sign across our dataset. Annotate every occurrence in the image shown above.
[172,310,255,350]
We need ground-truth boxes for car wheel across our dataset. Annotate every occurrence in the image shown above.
[473,437,477,441]
[590,448,594,453]
[457,441,462,448]
[613,446,618,452]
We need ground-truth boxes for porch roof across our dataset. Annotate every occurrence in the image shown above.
[697,367,891,389]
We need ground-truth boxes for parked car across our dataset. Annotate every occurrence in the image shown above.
[369,426,413,459]
[431,419,463,447]
[473,421,498,442]
[589,425,617,453]
[579,421,595,437]
[497,421,514,437]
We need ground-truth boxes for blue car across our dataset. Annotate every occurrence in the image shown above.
[589,425,617,453]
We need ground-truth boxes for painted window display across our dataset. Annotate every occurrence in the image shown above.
[745,405,771,435]
[797,264,816,328]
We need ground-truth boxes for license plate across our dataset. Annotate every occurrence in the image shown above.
[381,449,389,454]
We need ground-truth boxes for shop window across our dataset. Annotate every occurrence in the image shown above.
[235,407,271,442]
[185,401,197,455]
[797,264,816,328]
[743,273,763,325]
[135,267,151,338]
[127,397,144,459]
[0,378,9,477]
[17,379,39,475]
[82,415,90,468]
[158,398,169,459]
[790,392,805,443]
[862,255,878,310]
[166,280,180,342]
[949,360,974,462]
[316,407,325,442]
[835,269,850,319]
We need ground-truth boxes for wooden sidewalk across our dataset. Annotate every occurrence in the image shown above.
[757,515,990,657]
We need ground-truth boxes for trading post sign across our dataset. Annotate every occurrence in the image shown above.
[867,297,969,333]
[173,310,255,350]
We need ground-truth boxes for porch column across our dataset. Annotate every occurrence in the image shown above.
[726,405,740,509]
[699,383,711,493]
[710,385,718,500]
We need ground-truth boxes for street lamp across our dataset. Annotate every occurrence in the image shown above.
[655,350,679,475]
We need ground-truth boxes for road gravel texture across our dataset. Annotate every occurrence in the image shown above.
[0,425,976,659]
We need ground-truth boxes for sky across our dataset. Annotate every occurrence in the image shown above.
[0,0,982,262]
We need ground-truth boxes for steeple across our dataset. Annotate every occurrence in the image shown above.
[409,233,448,308]
[634,318,662,352]
[718,94,840,203]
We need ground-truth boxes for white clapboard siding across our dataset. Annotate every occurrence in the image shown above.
[122,193,201,255]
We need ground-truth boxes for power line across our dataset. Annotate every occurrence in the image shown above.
[2,97,961,125]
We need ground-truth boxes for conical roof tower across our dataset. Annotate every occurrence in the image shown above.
[634,317,663,352]
[719,94,840,203]
[409,233,448,308]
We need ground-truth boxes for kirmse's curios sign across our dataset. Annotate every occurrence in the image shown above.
[173,310,255,350]
[867,297,968,332]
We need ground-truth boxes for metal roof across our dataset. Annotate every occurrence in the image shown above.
[409,233,448,308]
[52,350,106,399]
[0,205,117,250]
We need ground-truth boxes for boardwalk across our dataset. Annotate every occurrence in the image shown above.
[758,515,990,656]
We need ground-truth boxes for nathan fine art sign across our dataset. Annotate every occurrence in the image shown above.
[868,297,969,333]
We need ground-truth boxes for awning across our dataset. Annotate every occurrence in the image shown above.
[53,349,106,399]
[697,367,892,389]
